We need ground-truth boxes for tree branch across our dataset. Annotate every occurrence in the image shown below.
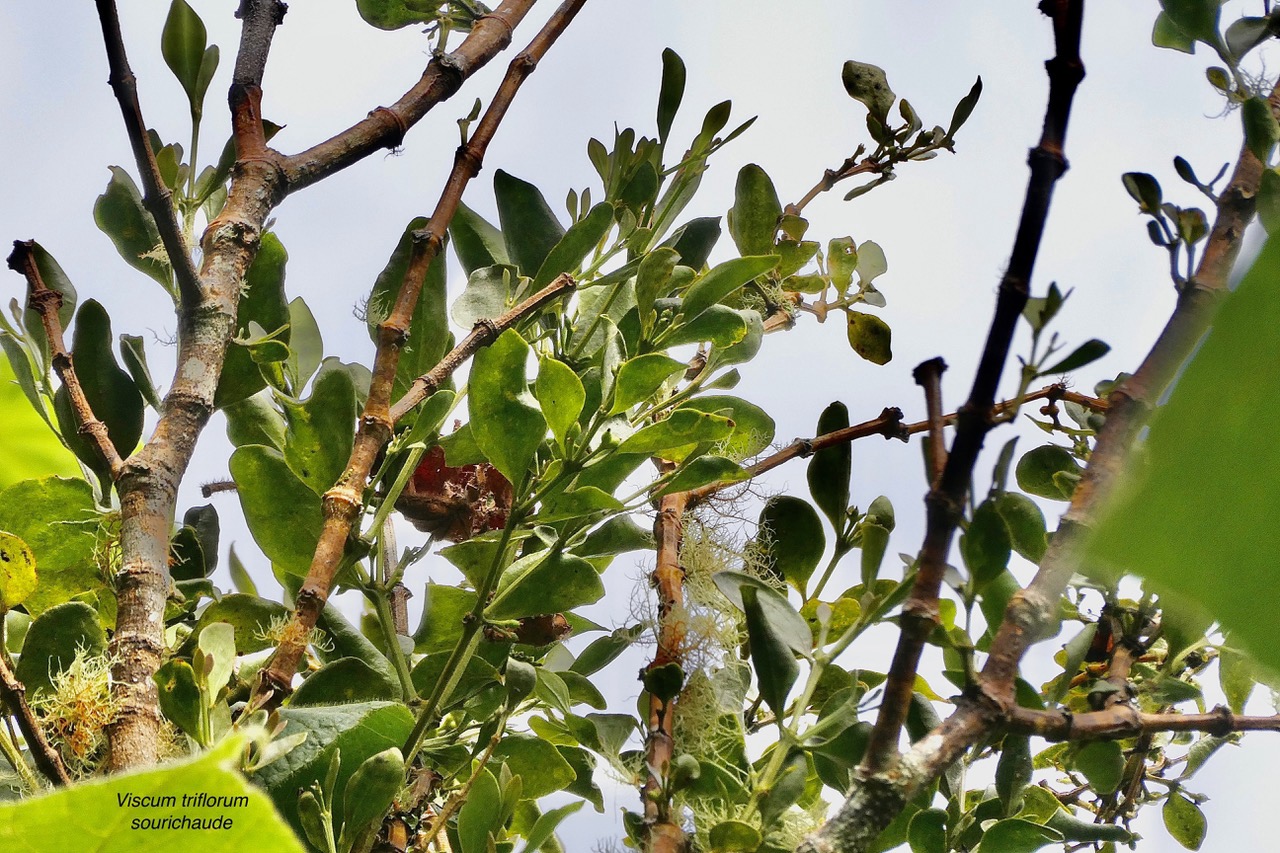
[92,0,203,308]
[805,16,1280,853]
[1007,704,1280,741]
[0,655,72,786]
[683,382,1102,508]
[859,0,1085,777]
[6,241,124,480]
[641,484,689,853]
[280,0,538,192]
[252,0,587,711]
[104,2,292,770]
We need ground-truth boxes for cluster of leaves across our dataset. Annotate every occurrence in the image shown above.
[2,3,1278,853]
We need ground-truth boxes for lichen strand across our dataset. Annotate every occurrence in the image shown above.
[31,649,123,775]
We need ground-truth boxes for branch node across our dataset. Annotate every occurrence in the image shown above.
[369,106,409,148]
[473,317,501,339]
[476,11,515,46]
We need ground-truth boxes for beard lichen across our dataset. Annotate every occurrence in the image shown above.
[30,648,122,776]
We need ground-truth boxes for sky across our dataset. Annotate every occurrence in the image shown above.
[2,1,1278,850]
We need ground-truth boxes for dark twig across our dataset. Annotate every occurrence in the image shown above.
[92,0,203,308]
[859,0,1085,778]
[914,357,949,487]
[280,0,537,192]
[253,0,588,712]
[684,383,1102,509]
[799,6,1087,850]
[6,241,124,480]
[1008,704,1280,741]
[0,655,72,786]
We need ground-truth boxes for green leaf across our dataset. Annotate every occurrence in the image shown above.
[727,164,782,257]
[1163,792,1207,850]
[0,343,79,484]
[743,585,800,715]
[457,766,500,853]
[569,625,643,676]
[682,255,779,321]
[713,571,811,657]
[759,749,807,827]
[675,395,775,459]
[154,658,203,739]
[1153,11,1197,52]
[540,486,623,523]
[486,551,604,620]
[535,358,585,454]
[161,0,215,116]
[1039,339,1110,376]
[254,702,414,843]
[282,366,357,495]
[13,601,107,698]
[1047,624,1096,706]
[808,402,852,532]
[635,248,680,327]
[1158,0,1221,45]
[662,304,748,349]
[908,809,947,853]
[290,657,399,706]
[845,310,892,364]
[576,516,654,557]
[656,48,686,144]
[535,202,614,287]
[993,493,1047,562]
[1218,645,1256,713]
[1122,172,1163,213]
[977,818,1062,852]
[224,391,287,449]
[355,0,450,30]
[492,734,576,799]
[216,233,290,407]
[495,170,565,276]
[229,445,323,577]
[1242,95,1280,162]
[94,166,172,294]
[53,300,144,488]
[341,747,404,848]
[1072,741,1124,795]
[0,735,305,852]
[468,330,545,483]
[0,531,37,610]
[1086,237,1280,676]
[758,496,825,595]
[449,202,510,274]
[842,61,895,119]
[0,477,102,615]
[618,408,733,462]
[1015,445,1081,500]
[962,500,1011,590]
[413,584,477,654]
[611,354,686,414]
[948,77,984,136]
[119,334,162,410]
[662,216,722,270]
[859,522,890,586]
[657,455,748,495]
[996,735,1032,815]
[193,593,289,654]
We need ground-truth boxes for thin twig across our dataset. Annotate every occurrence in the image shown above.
[253,0,588,712]
[1007,704,1280,741]
[92,0,203,307]
[281,0,537,192]
[914,357,949,487]
[0,655,72,786]
[859,0,1085,777]
[684,382,1102,508]
[6,241,124,480]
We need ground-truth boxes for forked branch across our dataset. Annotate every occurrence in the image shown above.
[0,656,72,786]
[252,0,589,712]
